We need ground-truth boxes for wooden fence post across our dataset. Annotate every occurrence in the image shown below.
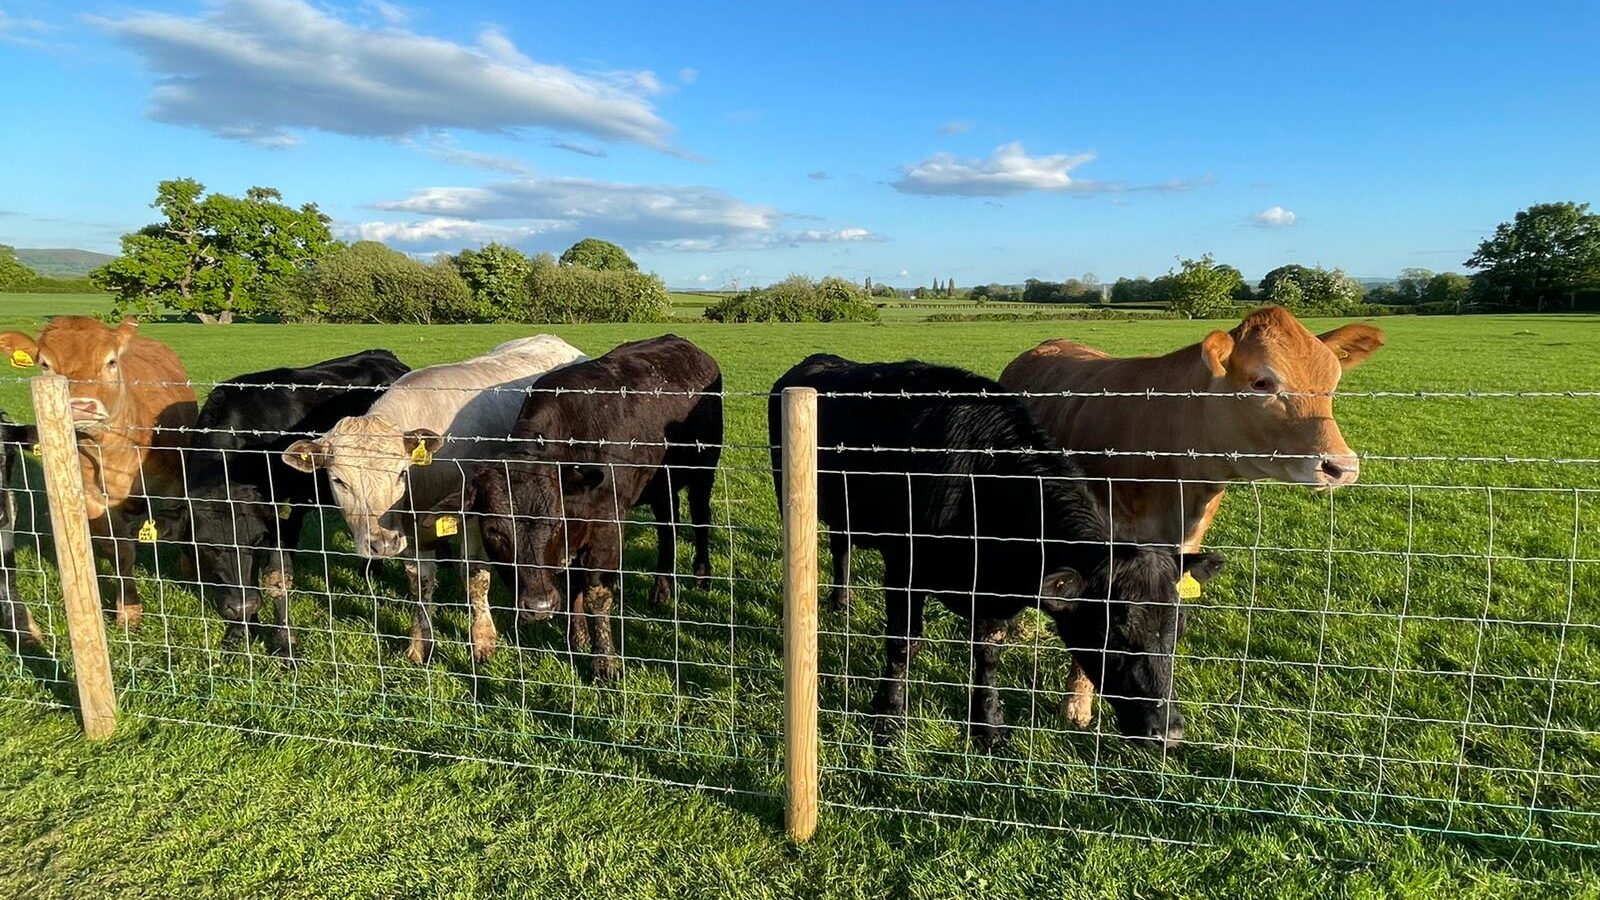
[782,386,819,843]
[31,374,116,739]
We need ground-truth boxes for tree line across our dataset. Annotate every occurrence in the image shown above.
[87,179,668,324]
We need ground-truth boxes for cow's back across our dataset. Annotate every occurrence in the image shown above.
[514,335,722,503]
[194,349,410,453]
[124,335,198,450]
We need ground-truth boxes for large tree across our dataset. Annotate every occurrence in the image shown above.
[453,242,532,320]
[1167,254,1238,319]
[1467,202,1600,310]
[0,245,38,291]
[558,238,638,272]
[1258,263,1364,312]
[92,179,333,323]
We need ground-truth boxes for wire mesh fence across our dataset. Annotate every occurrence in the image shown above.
[0,371,1595,856]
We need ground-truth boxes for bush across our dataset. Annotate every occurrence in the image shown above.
[280,241,473,323]
[703,276,880,323]
[926,308,1170,323]
[514,254,669,323]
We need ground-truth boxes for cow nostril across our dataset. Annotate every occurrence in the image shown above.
[1320,459,1345,480]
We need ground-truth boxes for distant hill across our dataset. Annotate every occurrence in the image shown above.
[13,248,117,278]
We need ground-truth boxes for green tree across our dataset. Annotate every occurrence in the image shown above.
[1425,271,1474,313]
[946,276,955,297]
[1394,267,1435,304]
[1167,254,1238,318]
[1257,263,1364,312]
[92,179,332,323]
[0,245,38,291]
[559,238,638,272]
[454,242,532,319]
[1467,202,1600,310]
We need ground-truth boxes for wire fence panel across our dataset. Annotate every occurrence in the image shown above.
[0,374,1595,857]
[0,436,71,711]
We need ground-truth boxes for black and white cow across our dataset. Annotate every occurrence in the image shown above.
[0,417,39,650]
[769,354,1223,750]
[174,349,410,657]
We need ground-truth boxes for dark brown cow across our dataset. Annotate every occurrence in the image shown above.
[446,335,722,681]
[0,317,196,625]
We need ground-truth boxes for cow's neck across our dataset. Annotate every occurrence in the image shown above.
[1073,345,1240,550]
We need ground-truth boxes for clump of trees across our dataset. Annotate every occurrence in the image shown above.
[1257,264,1365,314]
[703,276,879,323]
[87,178,671,324]
[1466,201,1600,311]
[1166,255,1241,318]
[0,246,38,291]
[1021,276,1103,304]
[93,179,334,323]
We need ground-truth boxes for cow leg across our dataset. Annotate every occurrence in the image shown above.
[827,531,852,612]
[969,618,1011,751]
[583,532,621,682]
[688,466,714,591]
[1061,659,1097,728]
[93,517,142,627]
[565,575,591,669]
[405,554,438,664]
[649,487,676,608]
[869,543,921,743]
[467,567,496,663]
[259,559,296,661]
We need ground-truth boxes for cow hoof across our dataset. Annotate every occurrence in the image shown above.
[591,656,618,682]
[267,632,298,663]
[827,587,852,612]
[693,562,711,592]
[651,579,674,607]
[971,723,1011,753]
[870,712,905,747]
[23,613,44,647]
[115,604,143,628]
[406,642,432,665]
[1061,692,1095,729]
[471,637,497,665]
[221,623,249,648]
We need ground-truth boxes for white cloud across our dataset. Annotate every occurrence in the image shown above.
[88,0,676,151]
[807,170,831,181]
[936,120,974,135]
[892,142,1209,198]
[695,273,711,283]
[897,269,910,278]
[678,67,698,84]
[371,176,885,252]
[892,142,1098,196]
[407,133,530,174]
[345,217,558,245]
[0,10,50,46]
[1251,206,1298,228]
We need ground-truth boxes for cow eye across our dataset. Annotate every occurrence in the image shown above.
[105,358,118,370]
[1250,377,1276,393]
[330,476,346,489]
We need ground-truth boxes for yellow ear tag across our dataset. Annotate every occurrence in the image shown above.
[298,452,313,465]
[434,515,459,538]
[137,519,158,543]
[1177,572,1202,600]
[9,350,33,368]
[410,444,433,467]
[30,444,41,458]
[277,502,292,520]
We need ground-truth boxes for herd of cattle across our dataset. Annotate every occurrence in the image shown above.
[0,306,1382,750]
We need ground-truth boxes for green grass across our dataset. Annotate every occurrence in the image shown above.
[2,306,1599,898]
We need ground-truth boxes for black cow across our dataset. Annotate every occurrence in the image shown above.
[0,417,40,650]
[442,335,722,681]
[769,354,1223,750]
[174,349,410,656]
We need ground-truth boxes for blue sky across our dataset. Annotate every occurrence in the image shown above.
[1,1,1596,289]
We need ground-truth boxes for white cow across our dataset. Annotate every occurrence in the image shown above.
[285,335,587,663]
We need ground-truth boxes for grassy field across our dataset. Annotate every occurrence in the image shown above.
[1,292,1598,898]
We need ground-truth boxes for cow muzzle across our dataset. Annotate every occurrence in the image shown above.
[361,530,407,559]
[69,397,109,429]
[1313,452,1360,487]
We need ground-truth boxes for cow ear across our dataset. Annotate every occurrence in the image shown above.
[1180,551,1226,584]
[1318,324,1384,370]
[403,428,445,456]
[1038,568,1085,613]
[561,464,605,494]
[282,439,328,473]
[0,332,39,368]
[114,317,140,351]
[1200,331,1233,378]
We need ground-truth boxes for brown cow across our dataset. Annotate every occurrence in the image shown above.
[0,317,197,626]
[998,305,1382,726]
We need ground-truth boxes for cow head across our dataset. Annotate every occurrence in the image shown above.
[0,317,144,435]
[1038,547,1224,749]
[455,453,606,620]
[1198,306,1383,487]
[165,482,275,627]
[281,415,444,558]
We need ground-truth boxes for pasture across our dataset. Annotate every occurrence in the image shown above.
[0,296,1597,898]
